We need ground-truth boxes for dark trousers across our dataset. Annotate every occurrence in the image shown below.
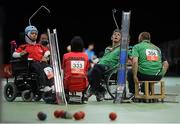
[127,69,162,94]
[30,61,53,88]
[88,64,109,92]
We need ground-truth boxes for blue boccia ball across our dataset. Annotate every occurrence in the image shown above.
[37,112,47,121]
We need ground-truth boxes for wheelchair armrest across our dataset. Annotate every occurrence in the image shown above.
[10,58,33,75]
[104,64,119,75]
[10,58,33,64]
[10,58,27,63]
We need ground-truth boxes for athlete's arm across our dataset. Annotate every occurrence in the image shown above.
[132,57,139,83]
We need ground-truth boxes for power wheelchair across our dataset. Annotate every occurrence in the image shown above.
[3,58,43,102]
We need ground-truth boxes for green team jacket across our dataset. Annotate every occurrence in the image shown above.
[98,45,120,69]
[132,40,164,76]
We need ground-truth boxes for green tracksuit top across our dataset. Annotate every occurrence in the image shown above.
[132,40,163,75]
[98,45,120,69]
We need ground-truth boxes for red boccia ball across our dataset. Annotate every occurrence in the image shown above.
[73,112,82,120]
[59,110,66,118]
[54,109,62,118]
[109,112,117,121]
[79,111,85,119]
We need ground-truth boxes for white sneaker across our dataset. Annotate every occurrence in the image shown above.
[126,93,134,100]
[139,91,144,95]
[83,100,88,104]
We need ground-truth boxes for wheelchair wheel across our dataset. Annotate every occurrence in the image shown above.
[105,68,118,99]
[42,91,56,104]
[34,93,42,101]
[4,82,17,102]
[21,90,34,102]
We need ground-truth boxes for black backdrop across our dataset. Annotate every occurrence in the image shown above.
[1,0,180,64]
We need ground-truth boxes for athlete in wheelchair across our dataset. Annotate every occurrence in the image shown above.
[4,25,53,102]
[87,29,121,101]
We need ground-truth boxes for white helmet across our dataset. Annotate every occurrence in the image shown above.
[25,25,38,35]
[25,25,38,44]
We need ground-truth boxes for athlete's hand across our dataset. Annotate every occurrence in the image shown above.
[20,51,28,57]
[41,57,48,63]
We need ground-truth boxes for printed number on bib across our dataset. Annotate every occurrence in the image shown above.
[44,67,54,79]
[146,49,158,61]
[71,60,84,74]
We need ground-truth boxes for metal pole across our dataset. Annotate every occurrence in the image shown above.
[29,5,50,25]
[112,9,119,29]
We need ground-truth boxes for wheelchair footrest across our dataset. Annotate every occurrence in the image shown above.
[69,95,82,103]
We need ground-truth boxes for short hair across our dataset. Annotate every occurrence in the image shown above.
[71,36,84,52]
[88,42,94,46]
[139,32,151,41]
[112,28,121,34]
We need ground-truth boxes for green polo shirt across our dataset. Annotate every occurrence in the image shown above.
[132,40,163,75]
[98,45,120,69]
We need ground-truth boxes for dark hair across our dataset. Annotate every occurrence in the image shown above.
[88,42,94,47]
[40,32,48,35]
[71,36,84,52]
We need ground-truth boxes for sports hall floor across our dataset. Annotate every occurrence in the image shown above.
[0,77,180,123]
